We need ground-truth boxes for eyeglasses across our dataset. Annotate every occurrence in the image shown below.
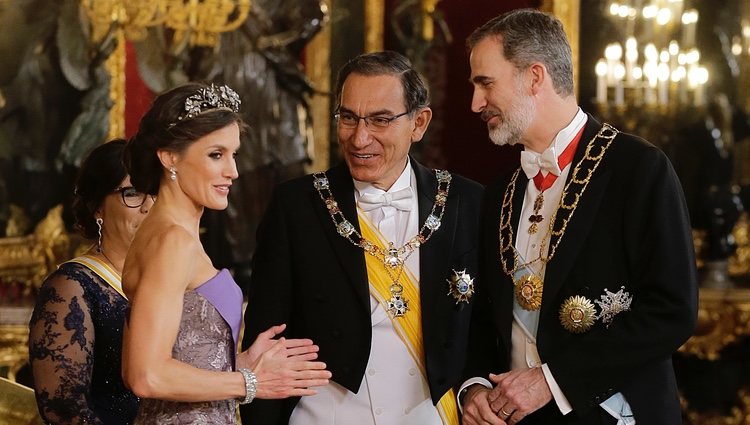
[334,110,410,131]
[114,186,156,208]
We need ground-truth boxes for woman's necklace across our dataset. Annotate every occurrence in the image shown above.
[96,247,123,275]
[312,169,452,318]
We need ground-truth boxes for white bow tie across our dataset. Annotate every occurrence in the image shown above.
[358,187,413,212]
[520,146,562,179]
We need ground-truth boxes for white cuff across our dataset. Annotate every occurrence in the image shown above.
[541,364,572,415]
[456,377,493,414]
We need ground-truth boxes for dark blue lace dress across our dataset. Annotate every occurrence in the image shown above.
[28,261,139,424]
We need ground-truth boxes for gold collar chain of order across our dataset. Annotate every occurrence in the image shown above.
[312,169,452,317]
[498,124,619,309]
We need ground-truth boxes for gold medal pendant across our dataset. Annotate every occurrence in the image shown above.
[514,273,543,310]
[559,296,597,333]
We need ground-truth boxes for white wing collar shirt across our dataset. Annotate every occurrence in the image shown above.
[290,158,442,425]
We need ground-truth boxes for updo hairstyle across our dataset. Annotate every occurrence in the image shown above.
[72,139,128,240]
[124,82,244,195]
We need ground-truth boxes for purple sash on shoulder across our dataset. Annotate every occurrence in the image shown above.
[194,269,243,350]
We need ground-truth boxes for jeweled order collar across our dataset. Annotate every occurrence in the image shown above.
[312,168,452,258]
[500,123,619,311]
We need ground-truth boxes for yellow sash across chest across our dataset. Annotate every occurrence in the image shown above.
[358,213,458,425]
[65,254,126,300]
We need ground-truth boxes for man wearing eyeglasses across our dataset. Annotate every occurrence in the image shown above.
[240,51,483,425]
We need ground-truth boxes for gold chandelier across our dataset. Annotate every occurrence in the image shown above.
[81,0,251,47]
[79,0,251,140]
[594,0,708,112]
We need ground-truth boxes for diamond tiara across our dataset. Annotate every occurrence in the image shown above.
[172,84,241,125]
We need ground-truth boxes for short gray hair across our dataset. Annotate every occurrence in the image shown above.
[467,8,574,96]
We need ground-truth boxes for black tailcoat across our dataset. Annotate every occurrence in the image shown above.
[241,159,483,424]
[464,116,698,425]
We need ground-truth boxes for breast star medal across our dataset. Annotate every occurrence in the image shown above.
[514,273,543,310]
[595,286,633,328]
[559,295,597,333]
[387,286,409,317]
[447,269,474,304]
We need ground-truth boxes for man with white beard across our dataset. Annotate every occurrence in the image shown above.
[458,8,697,425]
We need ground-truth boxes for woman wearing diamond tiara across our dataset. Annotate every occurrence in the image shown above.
[121,82,331,424]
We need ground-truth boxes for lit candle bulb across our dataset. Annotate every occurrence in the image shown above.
[694,66,709,106]
[605,43,623,85]
[681,9,698,47]
[596,59,608,104]
[657,62,670,106]
[625,37,638,86]
[614,62,626,106]
[633,66,643,104]
[643,44,659,105]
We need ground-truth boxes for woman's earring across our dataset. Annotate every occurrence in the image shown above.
[96,217,103,252]
[170,167,177,181]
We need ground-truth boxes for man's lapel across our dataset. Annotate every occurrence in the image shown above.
[413,160,459,327]
[541,116,613,314]
[498,167,527,350]
[311,162,371,314]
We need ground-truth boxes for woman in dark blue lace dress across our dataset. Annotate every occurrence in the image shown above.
[28,140,154,424]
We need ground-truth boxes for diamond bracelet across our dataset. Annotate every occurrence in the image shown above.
[238,368,257,404]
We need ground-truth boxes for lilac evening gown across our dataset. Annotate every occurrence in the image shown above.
[134,269,243,424]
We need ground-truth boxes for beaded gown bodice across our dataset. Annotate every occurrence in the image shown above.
[133,269,243,424]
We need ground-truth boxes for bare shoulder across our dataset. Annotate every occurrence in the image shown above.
[137,223,200,257]
[124,220,202,295]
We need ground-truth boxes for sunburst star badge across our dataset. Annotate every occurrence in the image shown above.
[447,269,475,304]
[559,295,597,334]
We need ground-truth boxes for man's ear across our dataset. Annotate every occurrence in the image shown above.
[528,62,547,95]
[410,107,433,143]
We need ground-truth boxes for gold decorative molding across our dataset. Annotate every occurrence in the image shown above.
[420,0,439,41]
[541,0,580,97]
[0,377,43,425]
[679,288,750,361]
[729,212,749,277]
[692,212,750,277]
[0,205,69,289]
[83,0,253,140]
[0,327,31,382]
[365,0,385,52]
[305,0,332,173]
[0,206,71,382]
[105,32,126,140]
